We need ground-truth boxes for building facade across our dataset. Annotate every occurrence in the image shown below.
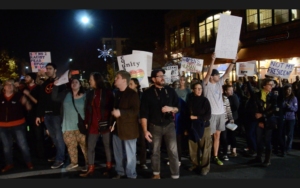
[165,9,300,82]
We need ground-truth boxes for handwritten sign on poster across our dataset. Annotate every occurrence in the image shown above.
[215,14,242,59]
[29,52,51,72]
[132,50,153,76]
[238,63,255,76]
[180,57,203,73]
[164,70,172,84]
[117,54,149,88]
[266,61,295,79]
[236,60,257,77]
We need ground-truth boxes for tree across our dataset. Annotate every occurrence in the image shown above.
[0,50,19,81]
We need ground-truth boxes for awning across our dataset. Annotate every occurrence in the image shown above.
[237,37,300,62]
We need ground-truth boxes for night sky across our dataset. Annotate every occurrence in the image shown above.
[0,9,169,75]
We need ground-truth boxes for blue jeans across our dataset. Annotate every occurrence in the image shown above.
[285,119,296,152]
[256,125,272,152]
[246,121,257,152]
[112,134,137,178]
[44,114,65,162]
[0,123,31,165]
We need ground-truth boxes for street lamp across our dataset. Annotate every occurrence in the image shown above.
[79,16,115,77]
[25,66,28,69]
[69,59,73,62]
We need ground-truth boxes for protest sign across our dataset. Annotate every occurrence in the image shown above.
[29,52,51,72]
[117,54,149,88]
[236,60,257,77]
[164,70,172,84]
[55,70,69,86]
[237,63,255,76]
[266,61,295,79]
[132,50,153,76]
[162,65,179,82]
[180,57,203,74]
[215,14,242,59]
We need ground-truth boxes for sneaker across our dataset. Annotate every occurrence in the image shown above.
[227,149,231,154]
[65,163,78,171]
[188,165,198,171]
[1,165,14,173]
[26,163,34,170]
[222,155,229,161]
[81,165,89,172]
[244,148,249,151]
[48,156,56,162]
[229,152,237,157]
[214,157,223,165]
[151,174,161,179]
[140,164,148,170]
[201,170,209,176]
[51,161,64,169]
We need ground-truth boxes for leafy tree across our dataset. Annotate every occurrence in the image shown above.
[0,50,19,81]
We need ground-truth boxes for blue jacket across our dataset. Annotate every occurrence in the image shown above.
[175,98,189,135]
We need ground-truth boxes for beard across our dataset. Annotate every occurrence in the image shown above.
[155,79,165,86]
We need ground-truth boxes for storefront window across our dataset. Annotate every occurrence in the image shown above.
[291,9,300,21]
[259,9,272,29]
[185,27,191,47]
[175,30,179,50]
[274,9,289,25]
[246,9,258,31]
[206,17,213,42]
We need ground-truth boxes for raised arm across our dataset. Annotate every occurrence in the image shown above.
[223,54,239,79]
[204,52,216,85]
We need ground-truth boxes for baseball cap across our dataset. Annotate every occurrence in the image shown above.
[151,68,166,78]
[211,69,220,76]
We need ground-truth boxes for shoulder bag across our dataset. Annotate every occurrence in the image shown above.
[71,93,87,135]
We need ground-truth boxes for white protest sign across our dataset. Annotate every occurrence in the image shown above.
[132,50,153,76]
[266,61,295,79]
[117,54,149,88]
[180,57,204,73]
[238,63,255,76]
[162,66,179,82]
[55,70,69,86]
[164,70,172,84]
[236,60,257,77]
[29,52,51,72]
[215,14,242,59]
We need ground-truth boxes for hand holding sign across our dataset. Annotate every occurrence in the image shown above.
[55,70,69,86]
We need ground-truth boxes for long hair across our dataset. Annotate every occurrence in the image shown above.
[284,85,295,101]
[90,72,105,89]
[71,78,85,96]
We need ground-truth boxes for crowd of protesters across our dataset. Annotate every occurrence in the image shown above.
[0,52,299,179]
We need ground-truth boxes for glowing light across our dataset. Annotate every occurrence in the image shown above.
[69,59,73,62]
[81,17,89,24]
[97,45,112,62]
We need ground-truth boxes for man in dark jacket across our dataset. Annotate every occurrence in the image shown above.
[110,70,140,179]
[140,68,180,179]
[24,73,45,160]
[35,63,66,169]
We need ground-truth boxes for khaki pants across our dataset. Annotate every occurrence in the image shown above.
[188,127,212,173]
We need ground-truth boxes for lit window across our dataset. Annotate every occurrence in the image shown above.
[274,9,289,25]
[175,30,179,49]
[259,9,272,29]
[199,21,205,44]
[180,28,185,48]
[170,34,175,51]
[246,9,258,31]
[291,9,300,21]
[185,27,191,47]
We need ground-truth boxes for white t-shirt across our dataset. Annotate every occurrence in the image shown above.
[202,76,225,115]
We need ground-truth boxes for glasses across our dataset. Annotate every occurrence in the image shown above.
[194,88,202,90]
[266,84,273,86]
[156,75,164,78]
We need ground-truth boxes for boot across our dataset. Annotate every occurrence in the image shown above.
[248,149,263,164]
[79,165,95,177]
[262,150,271,167]
[103,162,112,175]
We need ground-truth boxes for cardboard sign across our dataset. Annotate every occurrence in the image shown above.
[55,70,69,86]
[132,50,153,77]
[29,52,51,72]
[162,66,179,82]
[117,54,149,88]
[180,57,203,73]
[164,70,172,84]
[266,61,295,79]
[238,63,255,76]
[215,14,242,59]
[236,60,257,77]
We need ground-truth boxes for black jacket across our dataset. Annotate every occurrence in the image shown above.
[245,81,277,123]
[36,78,66,118]
[0,92,25,123]
[228,93,239,121]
